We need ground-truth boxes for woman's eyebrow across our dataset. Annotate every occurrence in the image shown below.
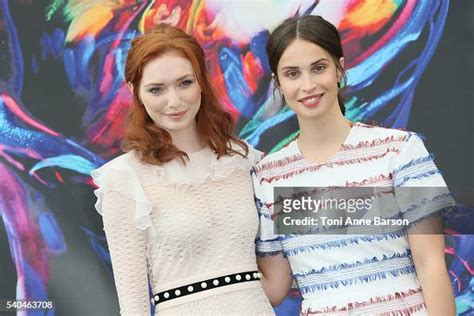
[144,74,195,87]
[280,58,329,71]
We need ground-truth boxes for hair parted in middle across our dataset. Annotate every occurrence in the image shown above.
[266,15,347,115]
[123,24,248,165]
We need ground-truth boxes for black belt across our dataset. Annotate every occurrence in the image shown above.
[151,270,261,305]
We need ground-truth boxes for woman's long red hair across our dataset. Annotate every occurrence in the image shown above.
[123,24,248,165]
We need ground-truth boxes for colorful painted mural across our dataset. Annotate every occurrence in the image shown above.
[0,0,472,315]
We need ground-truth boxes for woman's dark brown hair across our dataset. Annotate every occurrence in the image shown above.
[266,15,347,115]
[123,24,248,164]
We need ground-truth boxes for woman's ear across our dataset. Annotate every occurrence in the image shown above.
[337,57,345,81]
[127,82,134,94]
[339,57,345,69]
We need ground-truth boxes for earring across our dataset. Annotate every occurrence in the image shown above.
[272,73,281,89]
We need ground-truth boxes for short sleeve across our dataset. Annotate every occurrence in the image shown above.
[391,133,455,226]
[252,168,284,256]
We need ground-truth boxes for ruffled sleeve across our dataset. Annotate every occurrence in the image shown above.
[91,152,157,241]
[91,152,156,315]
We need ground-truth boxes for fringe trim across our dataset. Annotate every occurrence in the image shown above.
[299,264,416,293]
[254,197,272,219]
[284,231,407,255]
[255,250,282,257]
[254,153,303,175]
[393,154,435,175]
[260,147,401,184]
[339,135,409,151]
[257,210,272,220]
[378,302,426,316]
[255,131,410,168]
[344,173,393,187]
[255,237,283,256]
[401,192,454,214]
[305,287,425,315]
[395,170,441,187]
[255,236,281,243]
[392,154,436,187]
[295,250,412,277]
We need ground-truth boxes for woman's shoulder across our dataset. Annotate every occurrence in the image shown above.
[97,151,142,169]
[233,140,263,163]
[350,121,424,150]
[91,151,137,181]
[253,140,300,176]
[353,121,416,140]
[91,151,161,187]
[207,140,263,177]
[91,151,157,240]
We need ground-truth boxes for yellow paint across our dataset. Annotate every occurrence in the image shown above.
[186,0,204,34]
[345,0,397,28]
[138,0,156,34]
[66,4,113,42]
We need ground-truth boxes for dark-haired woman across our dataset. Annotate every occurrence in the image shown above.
[91,24,274,315]
[253,15,455,315]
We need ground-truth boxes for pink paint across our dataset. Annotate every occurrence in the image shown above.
[99,54,115,94]
[0,145,25,170]
[0,163,50,295]
[1,94,60,137]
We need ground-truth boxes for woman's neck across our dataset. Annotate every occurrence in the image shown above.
[297,110,352,162]
[168,124,205,154]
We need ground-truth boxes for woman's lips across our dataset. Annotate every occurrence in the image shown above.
[299,94,323,108]
[167,110,187,120]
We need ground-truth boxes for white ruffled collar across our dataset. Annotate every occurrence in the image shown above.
[134,145,261,191]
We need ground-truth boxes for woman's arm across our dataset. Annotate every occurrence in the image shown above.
[102,191,151,315]
[251,167,294,306]
[257,253,293,307]
[408,217,455,316]
[391,133,456,314]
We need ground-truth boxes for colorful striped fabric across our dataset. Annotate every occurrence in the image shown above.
[252,122,453,315]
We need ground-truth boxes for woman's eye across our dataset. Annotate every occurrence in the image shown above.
[179,79,194,88]
[313,64,327,73]
[285,71,299,79]
[148,87,163,94]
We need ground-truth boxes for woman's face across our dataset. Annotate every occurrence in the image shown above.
[276,38,344,120]
[138,51,202,137]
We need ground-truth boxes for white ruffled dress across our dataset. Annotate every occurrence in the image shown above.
[91,145,274,315]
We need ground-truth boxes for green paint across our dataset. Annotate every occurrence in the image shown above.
[45,0,65,21]
[269,130,300,154]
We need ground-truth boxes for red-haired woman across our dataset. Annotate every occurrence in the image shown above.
[91,25,274,315]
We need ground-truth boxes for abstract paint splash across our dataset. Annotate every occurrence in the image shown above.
[0,0,471,315]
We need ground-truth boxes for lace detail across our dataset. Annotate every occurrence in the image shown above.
[91,143,262,241]
[145,143,262,191]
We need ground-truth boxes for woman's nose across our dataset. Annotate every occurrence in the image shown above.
[166,88,181,108]
[301,73,317,93]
